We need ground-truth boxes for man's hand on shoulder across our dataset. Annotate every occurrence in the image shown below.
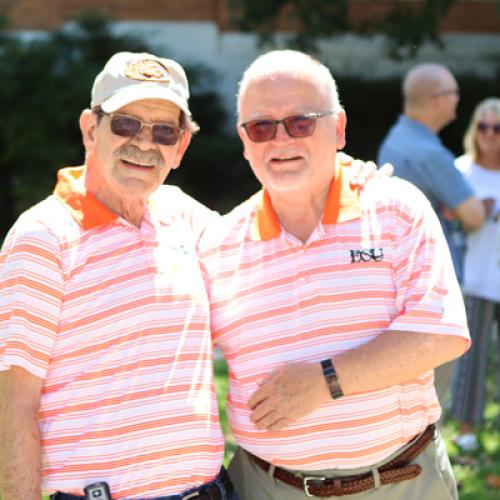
[340,152,394,189]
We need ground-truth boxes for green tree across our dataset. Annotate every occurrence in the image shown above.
[230,0,459,58]
[0,11,149,236]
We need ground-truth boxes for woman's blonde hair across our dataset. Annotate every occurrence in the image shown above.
[463,97,500,161]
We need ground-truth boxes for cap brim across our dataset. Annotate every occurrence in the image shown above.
[100,86,191,117]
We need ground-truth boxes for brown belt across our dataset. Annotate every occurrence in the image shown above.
[246,423,435,497]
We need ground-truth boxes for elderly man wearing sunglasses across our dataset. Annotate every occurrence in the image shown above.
[0,52,236,500]
[198,50,470,500]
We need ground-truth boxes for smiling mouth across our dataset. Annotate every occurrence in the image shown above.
[121,159,155,169]
[270,156,302,163]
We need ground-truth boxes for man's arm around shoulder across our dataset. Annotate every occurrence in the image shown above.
[0,366,43,500]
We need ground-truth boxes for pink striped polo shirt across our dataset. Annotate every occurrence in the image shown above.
[0,166,223,498]
[199,160,470,470]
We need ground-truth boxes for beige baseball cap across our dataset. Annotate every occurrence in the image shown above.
[90,51,192,116]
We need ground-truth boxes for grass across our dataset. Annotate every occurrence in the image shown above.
[214,358,500,499]
[440,400,500,499]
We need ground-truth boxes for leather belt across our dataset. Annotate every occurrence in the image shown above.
[50,466,233,500]
[246,424,435,497]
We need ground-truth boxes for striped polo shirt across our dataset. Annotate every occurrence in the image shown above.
[0,166,223,498]
[199,160,470,470]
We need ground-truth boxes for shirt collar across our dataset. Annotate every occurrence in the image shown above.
[53,166,119,230]
[251,155,362,241]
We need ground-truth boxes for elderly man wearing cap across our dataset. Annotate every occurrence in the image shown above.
[0,52,235,500]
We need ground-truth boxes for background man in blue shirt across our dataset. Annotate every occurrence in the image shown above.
[377,63,485,406]
[378,63,485,282]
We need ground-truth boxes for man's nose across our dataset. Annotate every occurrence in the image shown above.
[273,122,293,142]
[134,123,156,146]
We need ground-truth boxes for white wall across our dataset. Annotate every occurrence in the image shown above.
[18,20,500,123]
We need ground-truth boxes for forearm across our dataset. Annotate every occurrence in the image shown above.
[333,331,467,396]
[455,196,486,232]
[248,331,467,430]
[0,370,43,500]
[0,413,42,499]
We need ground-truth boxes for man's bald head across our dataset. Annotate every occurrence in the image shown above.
[402,63,459,131]
[403,63,455,108]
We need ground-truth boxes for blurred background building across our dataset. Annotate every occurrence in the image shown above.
[2,0,499,117]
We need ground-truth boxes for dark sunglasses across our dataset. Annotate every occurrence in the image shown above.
[240,111,334,143]
[477,121,500,134]
[101,112,182,146]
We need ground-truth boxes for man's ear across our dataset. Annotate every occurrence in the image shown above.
[237,123,250,160]
[171,131,192,169]
[80,109,98,152]
[335,109,347,151]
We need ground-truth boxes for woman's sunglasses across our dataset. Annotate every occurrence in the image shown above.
[477,121,500,134]
[240,111,334,143]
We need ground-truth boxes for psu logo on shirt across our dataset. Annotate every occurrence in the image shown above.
[350,248,384,263]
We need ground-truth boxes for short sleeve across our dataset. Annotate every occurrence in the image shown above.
[0,218,64,379]
[387,186,470,343]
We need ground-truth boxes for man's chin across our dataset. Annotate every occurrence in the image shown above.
[265,176,309,197]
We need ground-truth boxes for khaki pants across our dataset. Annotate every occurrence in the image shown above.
[435,360,455,411]
[228,430,457,500]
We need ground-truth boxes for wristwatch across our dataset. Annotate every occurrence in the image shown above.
[321,358,344,399]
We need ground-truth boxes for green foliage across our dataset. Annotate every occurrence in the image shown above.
[214,357,237,465]
[440,344,500,500]
[168,79,258,215]
[230,0,349,53]
[230,0,459,58]
[375,0,457,59]
[0,10,149,237]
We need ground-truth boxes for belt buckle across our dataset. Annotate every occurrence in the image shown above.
[302,475,326,497]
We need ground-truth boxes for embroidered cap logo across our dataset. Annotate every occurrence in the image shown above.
[124,59,172,83]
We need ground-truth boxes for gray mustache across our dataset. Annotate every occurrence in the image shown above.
[115,144,165,168]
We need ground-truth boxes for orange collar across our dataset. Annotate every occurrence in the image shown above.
[53,166,119,230]
[252,156,362,241]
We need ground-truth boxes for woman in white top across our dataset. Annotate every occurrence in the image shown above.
[452,97,500,453]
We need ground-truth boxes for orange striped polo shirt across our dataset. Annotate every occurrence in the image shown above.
[0,166,223,498]
[199,161,470,470]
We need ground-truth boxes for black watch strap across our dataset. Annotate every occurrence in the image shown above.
[321,358,344,399]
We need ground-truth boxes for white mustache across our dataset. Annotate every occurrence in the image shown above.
[115,144,165,168]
